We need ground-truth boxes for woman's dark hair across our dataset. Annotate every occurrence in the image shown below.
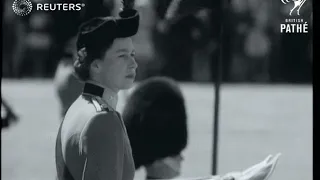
[122,76,188,169]
[73,38,114,81]
[73,18,116,81]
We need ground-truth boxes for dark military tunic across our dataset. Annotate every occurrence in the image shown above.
[55,83,135,180]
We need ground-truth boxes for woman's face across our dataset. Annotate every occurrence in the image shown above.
[93,37,138,91]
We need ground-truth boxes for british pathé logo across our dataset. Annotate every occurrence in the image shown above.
[280,0,308,33]
[12,0,85,16]
[281,0,306,16]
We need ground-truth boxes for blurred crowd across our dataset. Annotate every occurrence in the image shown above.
[2,0,313,83]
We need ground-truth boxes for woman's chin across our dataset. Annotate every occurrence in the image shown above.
[121,81,135,90]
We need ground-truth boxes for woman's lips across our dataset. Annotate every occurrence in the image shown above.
[125,74,135,78]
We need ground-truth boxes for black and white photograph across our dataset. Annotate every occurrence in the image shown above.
[2,0,313,179]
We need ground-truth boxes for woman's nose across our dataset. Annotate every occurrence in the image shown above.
[130,57,138,69]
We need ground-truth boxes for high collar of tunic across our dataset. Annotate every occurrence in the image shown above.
[82,81,118,110]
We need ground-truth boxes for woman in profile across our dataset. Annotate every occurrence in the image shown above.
[55,0,140,179]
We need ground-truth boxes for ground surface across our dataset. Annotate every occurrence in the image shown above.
[1,80,312,180]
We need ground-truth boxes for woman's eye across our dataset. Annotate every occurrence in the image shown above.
[119,54,126,58]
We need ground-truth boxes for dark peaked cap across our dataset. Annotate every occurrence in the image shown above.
[76,9,140,51]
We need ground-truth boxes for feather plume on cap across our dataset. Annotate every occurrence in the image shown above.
[119,0,138,18]
[121,0,135,10]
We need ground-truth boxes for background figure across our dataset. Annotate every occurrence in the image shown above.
[1,99,19,129]
[23,12,53,77]
[122,76,188,179]
[2,0,29,77]
[151,0,212,81]
[54,36,83,118]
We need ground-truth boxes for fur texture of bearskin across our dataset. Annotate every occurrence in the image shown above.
[122,76,188,169]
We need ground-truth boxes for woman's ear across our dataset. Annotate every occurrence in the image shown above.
[90,59,101,73]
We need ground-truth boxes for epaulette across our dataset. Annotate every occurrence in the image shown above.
[81,83,114,113]
[90,96,111,113]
